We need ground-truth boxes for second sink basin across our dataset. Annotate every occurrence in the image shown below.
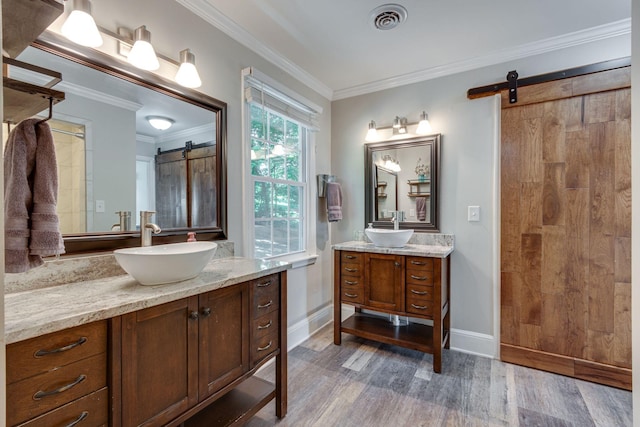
[365,228,414,248]
[114,242,218,285]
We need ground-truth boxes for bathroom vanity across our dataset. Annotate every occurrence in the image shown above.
[5,256,289,427]
[333,241,452,373]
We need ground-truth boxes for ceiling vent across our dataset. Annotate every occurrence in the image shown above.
[369,4,408,31]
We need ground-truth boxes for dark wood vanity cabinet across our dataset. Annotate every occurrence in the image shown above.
[334,250,450,373]
[114,272,287,427]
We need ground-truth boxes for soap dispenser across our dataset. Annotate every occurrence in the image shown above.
[187,232,197,242]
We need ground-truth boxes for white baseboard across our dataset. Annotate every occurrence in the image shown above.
[287,304,333,351]
[450,328,496,358]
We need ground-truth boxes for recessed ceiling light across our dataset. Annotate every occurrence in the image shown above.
[369,4,408,31]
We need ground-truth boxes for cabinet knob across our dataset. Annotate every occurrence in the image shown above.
[189,311,199,320]
[201,307,212,317]
[395,262,400,267]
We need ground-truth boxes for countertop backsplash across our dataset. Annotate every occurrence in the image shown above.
[5,240,235,294]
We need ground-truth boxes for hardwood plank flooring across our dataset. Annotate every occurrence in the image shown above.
[246,324,631,427]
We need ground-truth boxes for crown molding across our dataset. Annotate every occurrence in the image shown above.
[176,0,333,100]
[333,18,631,100]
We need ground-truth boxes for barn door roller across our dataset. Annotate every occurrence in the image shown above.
[506,70,518,104]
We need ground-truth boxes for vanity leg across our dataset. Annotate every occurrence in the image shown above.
[433,258,443,373]
[334,251,342,345]
[276,273,288,418]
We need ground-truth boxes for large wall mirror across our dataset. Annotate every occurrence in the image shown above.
[9,32,227,253]
[365,134,440,232]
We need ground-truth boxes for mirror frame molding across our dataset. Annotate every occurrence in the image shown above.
[364,134,441,232]
[31,31,227,254]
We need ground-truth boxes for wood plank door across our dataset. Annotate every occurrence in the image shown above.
[500,67,632,389]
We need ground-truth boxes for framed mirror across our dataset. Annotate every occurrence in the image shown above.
[365,134,440,232]
[9,31,227,254]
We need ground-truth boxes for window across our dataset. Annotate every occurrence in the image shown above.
[243,68,321,259]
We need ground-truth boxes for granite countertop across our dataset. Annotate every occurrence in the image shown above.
[5,257,290,344]
[332,241,454,258]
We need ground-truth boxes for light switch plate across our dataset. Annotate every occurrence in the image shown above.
[468,206,480,222]
[96,200,105,213]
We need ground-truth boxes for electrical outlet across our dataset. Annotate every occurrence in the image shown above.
[96,200,105,213]
[468,206,480,222]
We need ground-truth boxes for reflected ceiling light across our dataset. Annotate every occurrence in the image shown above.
[381,154,401,172]
[146,116,174,130]
[61,0,103,47]
[175,49,202,88]
[365,120,379,142]
[416,111,432,135]
[128,26,160,71]
[365,111,432,141]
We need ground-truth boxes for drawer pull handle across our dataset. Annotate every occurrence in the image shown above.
[344,292,358,298]
[65,411,89,427]
[411,303,428,310]
[258,300,273,309]
[256,281,272,288]
[344,267,358,273]
[34,337,87,357]
[257,320,273,330]
[410,275,428,281]
[345,255,356,259]
[411,289,429,295]
[33,374,86,400]
[344,280,359,285]
[257,341,273,352]
[411,260,427,265]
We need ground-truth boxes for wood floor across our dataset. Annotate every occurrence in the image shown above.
[247,323,632,427]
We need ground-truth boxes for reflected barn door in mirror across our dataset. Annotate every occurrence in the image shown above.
[14,31,227,254]
[365,134,441,232]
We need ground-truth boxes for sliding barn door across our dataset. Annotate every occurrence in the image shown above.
[500,67,631,389]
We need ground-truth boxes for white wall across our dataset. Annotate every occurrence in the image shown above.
[332,34,631,356]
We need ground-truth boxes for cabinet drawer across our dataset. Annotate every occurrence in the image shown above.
[8,353,107,426]
[16,387,108,427]
[252,310,279,340]
[406,257,433,271]
[341,276,363,288]
[253,275,280,318]
[341,262,363,277]
[7,320,107,385]
[251,332,279,363]
[341,251,363,265]
[406,284,434,301]
[406,300,433,316]
[341,286,364,305]
[406,269,434,285]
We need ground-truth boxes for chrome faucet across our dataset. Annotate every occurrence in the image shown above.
[140,211,161,247]
[391,211,405,230]
[112,210,132,231]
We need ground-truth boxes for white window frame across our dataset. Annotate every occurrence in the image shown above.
[241,68,321,264]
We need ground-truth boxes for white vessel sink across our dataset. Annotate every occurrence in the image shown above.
[365,228,414,248]
[114,242,218,285]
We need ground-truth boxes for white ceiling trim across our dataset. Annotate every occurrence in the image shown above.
[332,18,631,100]
[176,0,333,100]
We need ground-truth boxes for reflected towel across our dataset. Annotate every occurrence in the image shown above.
[416,196,427,221]
[4,118,65,273]
[326,182,342,222]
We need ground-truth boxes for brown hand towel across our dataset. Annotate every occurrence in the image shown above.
[4,118,65,273]
[416,196,427,221]
[326,182,342,222]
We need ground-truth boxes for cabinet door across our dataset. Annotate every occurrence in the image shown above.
[364,253,404,312]
[199,283,250,400]
[121,297,199,427]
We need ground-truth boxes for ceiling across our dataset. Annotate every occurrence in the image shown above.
[179,0,631,100]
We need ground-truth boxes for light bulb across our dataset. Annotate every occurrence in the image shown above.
[61,0,103,47]
[416,111,432,135]
[128,26,159,71]
[365,120,379,142]
[175,49,202,88]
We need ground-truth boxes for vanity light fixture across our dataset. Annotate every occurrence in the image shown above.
[365,111,433,141]
[147,116,174,131]
[61,0,103,48]
[128,26,160,71]
[381,154,401,172]
[175,49,202,88]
